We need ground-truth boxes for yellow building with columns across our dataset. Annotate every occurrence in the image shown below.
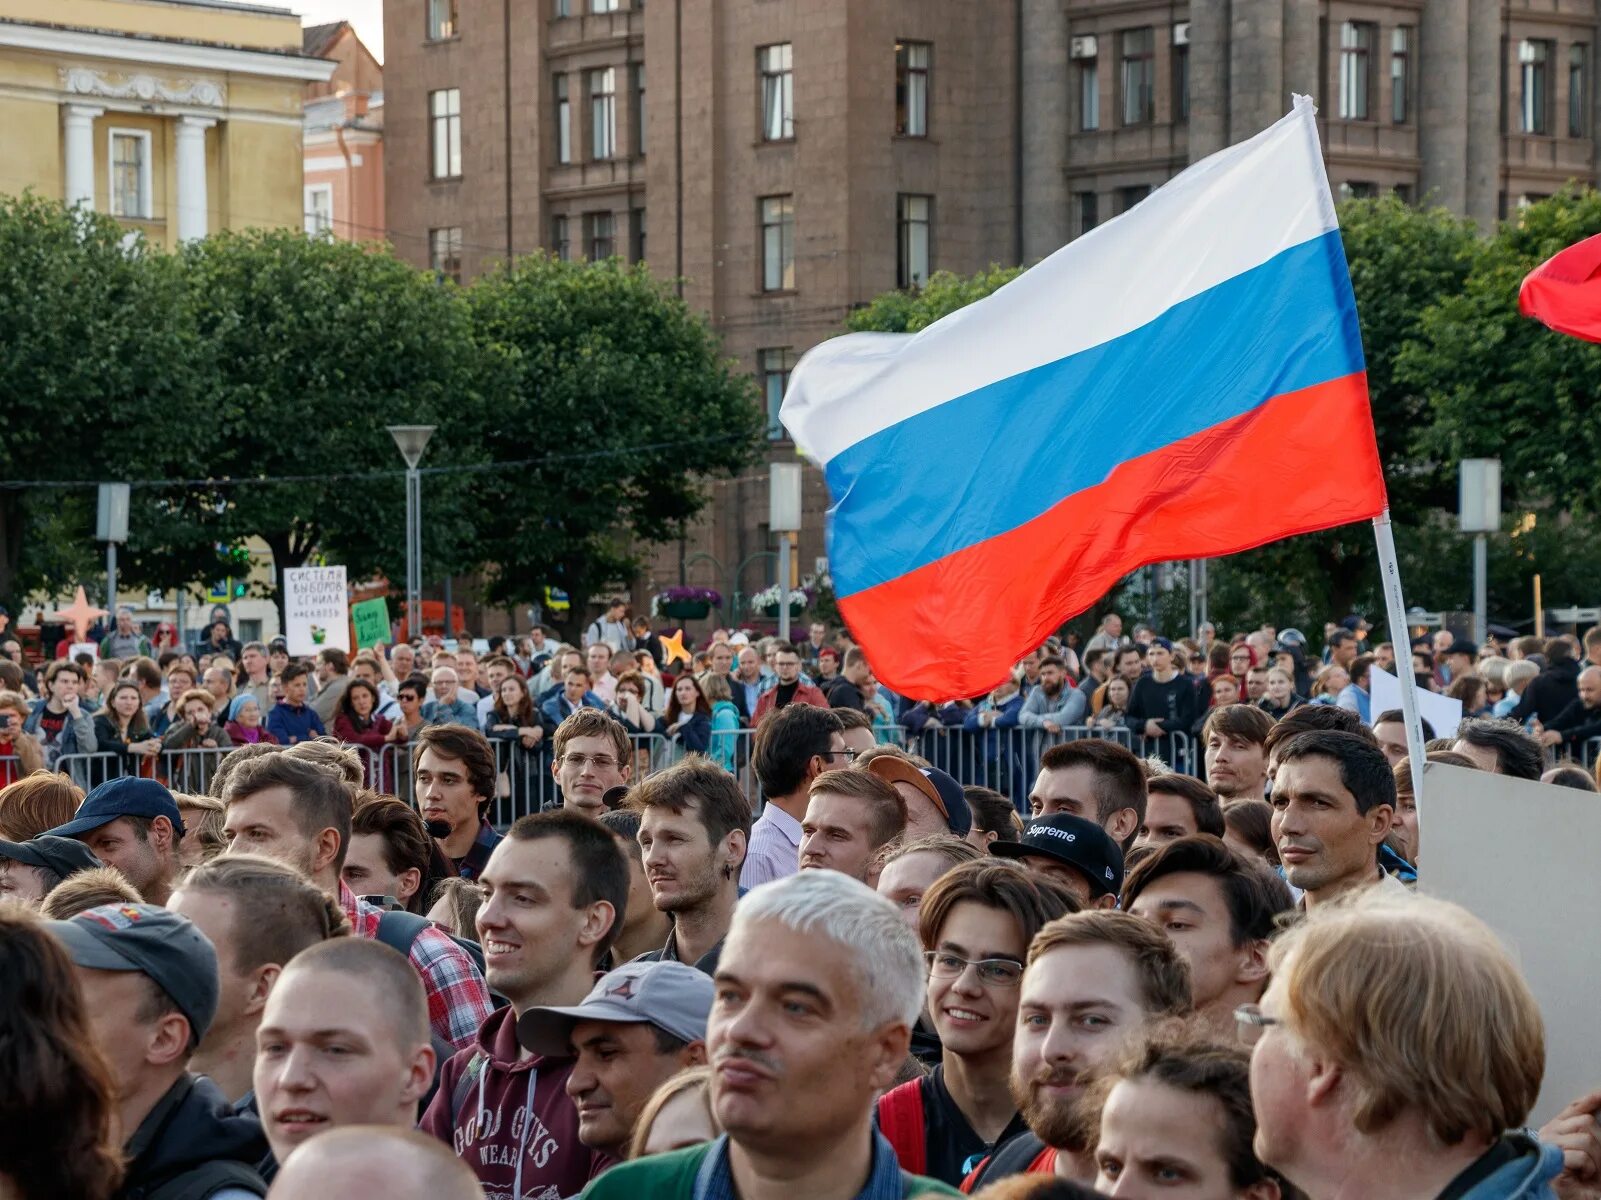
[0,0,335,247]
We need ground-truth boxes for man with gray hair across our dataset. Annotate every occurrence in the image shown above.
[421,667,477,727]
[580,870,955,1197]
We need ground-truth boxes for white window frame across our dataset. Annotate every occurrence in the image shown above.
[589,67,616,160]
[303,183,334,236]
[108,127,153,220]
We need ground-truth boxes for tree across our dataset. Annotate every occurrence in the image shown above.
[844,265,1022,334]
[0,193,208,607]
[463,255,763,640]
[122,229,485,624]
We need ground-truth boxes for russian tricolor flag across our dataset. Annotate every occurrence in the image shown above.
[782,98,1387,700]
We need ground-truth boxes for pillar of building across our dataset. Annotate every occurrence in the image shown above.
[1463,0,1501,230]
[1187,1,1229,159]
[1229,0,1285,144]
[175,116,215,242]
[63,103,103,211]
[1419,0,1469,214]
[1019,0,1068,260]
[1281,0,1320,102]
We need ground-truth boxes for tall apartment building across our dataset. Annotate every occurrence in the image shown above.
[385,0,1601,625]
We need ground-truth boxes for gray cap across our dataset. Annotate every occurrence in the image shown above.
[517,960,714,1058]
[48,903,219,1042]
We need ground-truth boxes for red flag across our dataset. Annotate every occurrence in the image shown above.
[1519,231,1601,343]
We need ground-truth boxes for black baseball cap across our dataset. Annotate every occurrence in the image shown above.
[1448,639,1479,658]
[0,834,102,878]
[46,777,186,841]
[48,903,219,1041]
[990,813,1125,898]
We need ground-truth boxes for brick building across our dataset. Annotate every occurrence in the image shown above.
[384,0,1601,629]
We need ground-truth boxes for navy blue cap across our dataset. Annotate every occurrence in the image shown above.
[48,903,218,1041]
[46,777,186,841]
[990,813,1125,898]
[0,834,102,879]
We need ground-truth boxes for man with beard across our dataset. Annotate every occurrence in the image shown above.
[1201,706,1272,803]
[876,861,1078,1187]
[963,911,1191,1189]
[1018,657,1087,734]
[578,870,954,1198]
[634,757,752,975]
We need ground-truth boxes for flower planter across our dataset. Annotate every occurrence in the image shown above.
[753,602,807,620]
[662,600,713,619]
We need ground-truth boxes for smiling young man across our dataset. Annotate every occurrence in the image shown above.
[1201,705,1273,803]
[413,724,503,880]
[1122,835,1292,1035]
[579,870,956,1198]
[419,809,628,1197]
[965,911,1192,1190]
[799,768,906,885]
[518,960,713,1163]
[876,860,1078,1187]
[551,708,632,818]
[634,757,751,975]
[1268,730,1403,909]
[253,938,434,1167]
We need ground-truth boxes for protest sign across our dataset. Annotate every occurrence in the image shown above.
[1370,665,1463,738]
[1420,762,1601,1125]
[351,598,391,650]
[284,567,350,657]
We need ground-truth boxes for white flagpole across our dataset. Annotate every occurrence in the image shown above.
[1372,509,1428,826]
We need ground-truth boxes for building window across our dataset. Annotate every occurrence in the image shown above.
[1078,55,1099,131]
[759,348,794,439]
[759,44,794,141]
[304,184,333,236]
[585,211,614,260]
[897,194,931,288]
[1172,33,1189,122]
[590,0,619,11]
[1115,184,1150,215]
[554,76,571,164]
[552,214,570,261]
[1390,28,1412,124]
[109,129,152,219]
[760,195,795,292]
[554,0,571,15]
[634,63,647,155]
[631,207,646,262]
[1339,22,1375,120]
[429,226,463,282]
[1076,190,1099,235]
[429,88,462,178]
[1521,40,1552,134]
[1119,28,1154,126]
[1393,183,1414,205]
[1570,44,1589,137]
[427,0,457,40]
[896,41,931,136]
[1337,181,1378,200]
[589,68,617,159]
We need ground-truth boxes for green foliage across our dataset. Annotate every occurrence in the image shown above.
[465,255,764,638]
[845,265,1023,334]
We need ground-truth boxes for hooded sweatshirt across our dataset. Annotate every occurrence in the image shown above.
[117,1073,268,1200]
[419,1007,613,1200]
[1446,1133,1562,1200]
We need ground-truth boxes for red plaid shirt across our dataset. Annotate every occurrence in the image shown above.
[339,881,491,1051]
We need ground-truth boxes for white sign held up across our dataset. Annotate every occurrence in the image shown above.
[283,566,350,657]
[1369,665,1463,739]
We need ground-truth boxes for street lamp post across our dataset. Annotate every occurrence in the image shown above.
[769,463,803,643]
[1459,458,1501,645]
[388,425,436,642]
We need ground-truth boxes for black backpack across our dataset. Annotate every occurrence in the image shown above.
[126,1159,266,1200]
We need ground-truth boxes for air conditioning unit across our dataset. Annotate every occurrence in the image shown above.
[1070,35,1098,61]
[1173,21,1191,47]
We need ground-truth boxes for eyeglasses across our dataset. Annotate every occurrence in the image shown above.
[1234,1003,1280,1046]
[827,747,860,763]
[561,753,620,771]
[924,951,1024,988]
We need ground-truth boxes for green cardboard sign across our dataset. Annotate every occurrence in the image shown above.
[351,598,391,650]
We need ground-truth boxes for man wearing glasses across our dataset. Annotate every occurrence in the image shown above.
[551,709,633,818]
[743,705,844,888]
[877,860,1078,1187]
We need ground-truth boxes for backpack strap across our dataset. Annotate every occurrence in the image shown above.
[876,1078,927,1178]
[135,1159,267,1200]
[374,908,428,956]
[963,1131,1046,1192]
[448,1050,488,1126]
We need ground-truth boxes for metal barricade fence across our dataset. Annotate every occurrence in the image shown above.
[54,752,126,791]
[1580,738,1601,771]
[157,747,233,795]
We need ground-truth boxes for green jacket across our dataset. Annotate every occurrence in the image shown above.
[581,1137,961,1199]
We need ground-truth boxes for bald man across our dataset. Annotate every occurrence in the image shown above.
[253,939,436,1167]
[1538,666,1601,754]
[266,1126,483,1199]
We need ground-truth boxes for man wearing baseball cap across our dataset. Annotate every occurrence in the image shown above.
[47,776,185,906]
[990,813,1124,910]
[48,903,269,1199]
[863,752,974,843]
[519,960,714,1162]
[0,833,101,908]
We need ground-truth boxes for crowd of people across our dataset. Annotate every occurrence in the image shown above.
[1,600,1599,1200]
